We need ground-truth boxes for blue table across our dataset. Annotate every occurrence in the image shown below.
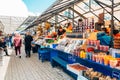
[49,48,120,79]
[37,46,120,80]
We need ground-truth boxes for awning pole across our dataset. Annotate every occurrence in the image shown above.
[111,0,114,37]
[110,0,114,48]
[72,0,75,27]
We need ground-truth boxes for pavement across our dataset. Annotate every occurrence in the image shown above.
[0,48,13,80]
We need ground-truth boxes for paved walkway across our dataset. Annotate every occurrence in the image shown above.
[0,49,12,80]
[3,47,73,80]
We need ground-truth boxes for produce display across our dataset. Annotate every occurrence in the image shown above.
[67,63,117,80]
[33,25,120,80]
[71,40,120,69]
[35,39,46,45]
[55,39,70,51]
[87,39,109,52]
[73,48,120,68]
[83,68,117,80]
[36,25,43,36]
[33,25,44,41]
[35,38,56,47]
[45,21,51,30]
[45,32,57,38]
[45,38,54,43]
[56,39,86,53]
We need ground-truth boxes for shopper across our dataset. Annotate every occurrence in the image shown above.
[8,34,13,48]
[0,38,9,56]
[13,33,22,58]
[4,34,9,47]
[24,32,33,58]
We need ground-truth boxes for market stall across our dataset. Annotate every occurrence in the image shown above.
[24,0,120,80]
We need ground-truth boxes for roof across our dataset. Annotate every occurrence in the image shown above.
[16,16,37,31]
[28,0,120,28]
[0,16,26,33]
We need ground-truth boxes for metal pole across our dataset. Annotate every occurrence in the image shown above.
[103,9,105,28]
[72,1,75,28]
[94,0,120,22]
[111,0,114,36]
[89,0,91,11]
[55,14,58,25]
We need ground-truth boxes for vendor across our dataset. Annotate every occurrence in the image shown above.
[57,26,66,36]
[66,22,72,31]
[113,29,120,48]
[113,29,120,36]
[101,28,107,34]
[97,27,112,47]
[106,25,111,35]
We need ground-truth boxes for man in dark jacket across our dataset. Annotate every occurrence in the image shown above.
[0,38,9,56]
[24,32,33,57]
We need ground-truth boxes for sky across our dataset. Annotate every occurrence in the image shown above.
[23,0,56,16]
[0,0,56,17]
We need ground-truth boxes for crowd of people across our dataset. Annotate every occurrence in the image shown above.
[0,32,34,58]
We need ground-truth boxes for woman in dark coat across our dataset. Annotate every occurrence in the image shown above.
[24,32,33,57]
[0,38,9,56]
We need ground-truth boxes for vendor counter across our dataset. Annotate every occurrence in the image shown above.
[37,46,120,80]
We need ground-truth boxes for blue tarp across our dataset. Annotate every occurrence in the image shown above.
[97,32,112,46]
